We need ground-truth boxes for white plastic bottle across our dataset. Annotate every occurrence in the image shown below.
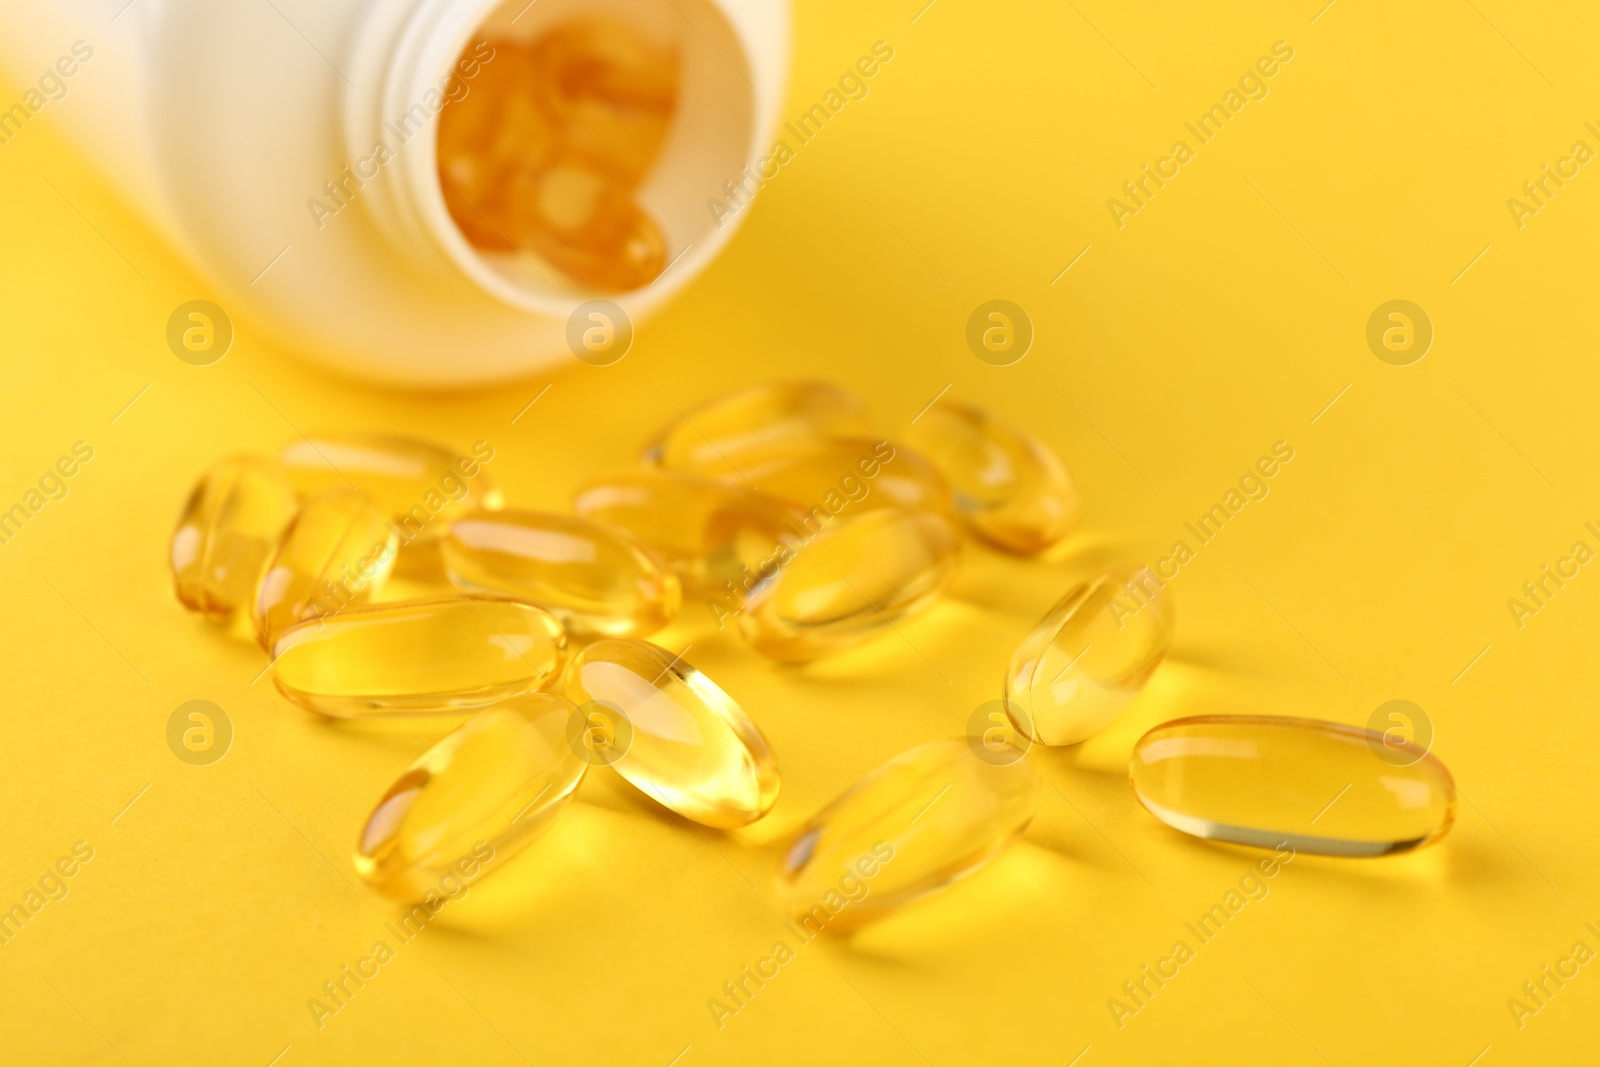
[0,0,788,385]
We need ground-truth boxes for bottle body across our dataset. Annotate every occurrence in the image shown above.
[0,0,788,385]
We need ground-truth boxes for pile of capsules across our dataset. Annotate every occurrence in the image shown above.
[437,20,676,291]
[170,382,1457,928]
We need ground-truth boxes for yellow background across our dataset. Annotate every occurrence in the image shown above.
[3,1,1598,1063]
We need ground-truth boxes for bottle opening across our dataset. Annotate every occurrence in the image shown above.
[433,0,755,304]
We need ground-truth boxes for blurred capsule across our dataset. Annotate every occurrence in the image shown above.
[170,455,296,619]
[253,489,398,649]
[503,162,667,290]
[354,693,587,900]
[904,400,1079,554]
[565,639,778,828]
[1005,565,1173,746]
[279,434,501,549]
[713,437,952,518]
[1130,715,1456,856]
[778,738,1040,933]
[443,510,680,638]
[572,468,803,593]
[644,381,870,471]
[739,510,960,663]
[271,596,566,717]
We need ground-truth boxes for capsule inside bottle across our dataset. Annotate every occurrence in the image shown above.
[443,509,680,638]
[170,455,296,619]
[279,433,501,550]
[1129,715,1456,856]
[904,399,1079,554]
[271,596,566,717]
[354,693,587,900]
[565,639,778,828]
[644,381,870,471]
[1005,565,1174,745]
[738,509,961,663]
[571,468,803,594]
[253,489,398,649]
[778,738,1040,933]
[436,21,678,291]
[707,437,952,518]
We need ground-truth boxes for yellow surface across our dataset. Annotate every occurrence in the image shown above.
[3,2,1599,1064]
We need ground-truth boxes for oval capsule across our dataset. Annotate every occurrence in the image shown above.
[644,381,870,471]
[904,400,1079,554]
[1129,715,1456,856]
[271,596,567,717]
[1005,565,1173,745]
[170,455,296,619]
[443,510,680,638]
[712,438,952,517]
[253,489,398,648]
[565,639,778,828]
[354,693,587,900]
[739,510,961,663]
[279,434,502,547]
[778,738,1040,933]
[571,468,803,593]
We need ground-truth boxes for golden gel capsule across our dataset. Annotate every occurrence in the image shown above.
[904,400,1079,554]
[442,510,680,638]
[271,596,566,717]
[778,738,1040,933]
[644,381,870,471]
[1130,715,1456,856]
[171,455,296,619]
[354,693,586,900]
[279,434,501,548]
[713,437,952,518]
[571,469,803,593]
[565,639,778,828]
[739,510,960,663]
[253,489,398,648]
[1005,565,1174,745]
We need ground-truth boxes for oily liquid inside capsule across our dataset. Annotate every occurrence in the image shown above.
[571,468,803,594]
[565,639,778,828]
[1130,715,1457,856]
[271,596,567,717]
[355,694,586,900]
[779,738,1040,933]
[739,510,961,663]
[1006,565,1174,745]
[170,455,296,619]
[253,489,398,649]
[436,22,678,290]
[279,434,501,549]
[904,400,1079,554]
[709,438,952,518]
[644,381,870,471]
[443,509,680,638]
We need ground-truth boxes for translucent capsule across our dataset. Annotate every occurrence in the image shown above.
[271,596,566,717]
[565,639,778,828]
[279,434,501,548]
[354,693,587,900]
[170,455,296,619]
[443,510,680,638]
[904,400,1079,554]
[644,381,870,471]
[739,509,960,663]
[1129,715,1456,856]
[712,437,953,518]
[252,489,398,649]
[435,22,679,290]
[1005,565,1174,745]
[778,738,1040,933]
[571,469,803,593]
